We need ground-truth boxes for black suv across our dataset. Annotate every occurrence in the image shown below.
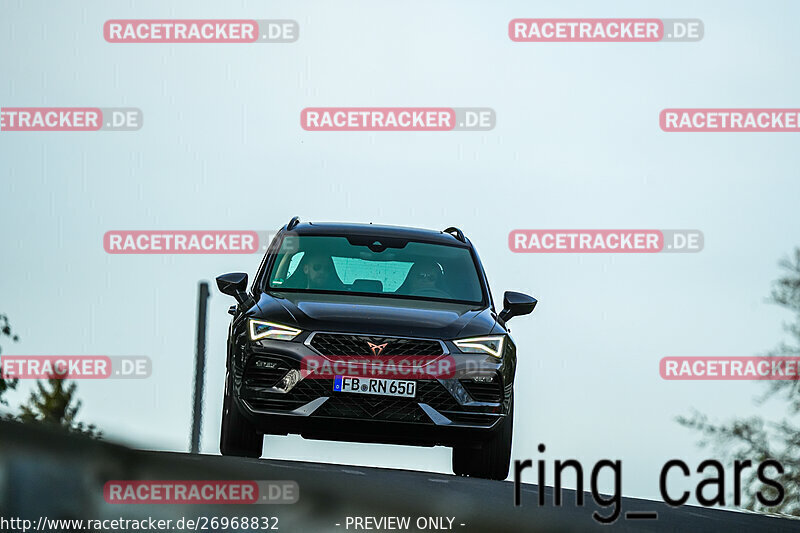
[216,218,536,479]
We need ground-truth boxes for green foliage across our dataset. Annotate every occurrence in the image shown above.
[0,314,20,406]
[678,248,800,515]
[17,376,101,438]
[1,313,99,437]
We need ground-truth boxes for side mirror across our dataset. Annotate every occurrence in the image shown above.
[216,272,249,305]
[498,291,537,323]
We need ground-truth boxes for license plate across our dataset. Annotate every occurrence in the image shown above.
[333,376,416,398]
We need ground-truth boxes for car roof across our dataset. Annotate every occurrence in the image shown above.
[286,222,469,246]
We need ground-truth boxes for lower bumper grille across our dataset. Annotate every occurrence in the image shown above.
[444,412,499,426]
[460,379,503,402]
[317,395,426,422]
[246,378,462,423]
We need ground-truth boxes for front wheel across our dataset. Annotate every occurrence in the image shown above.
[452,398,513,480]
[220,370,263,458]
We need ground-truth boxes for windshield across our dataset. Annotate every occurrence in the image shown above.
[266,235,485,304]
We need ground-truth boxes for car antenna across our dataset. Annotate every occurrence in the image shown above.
[287,216,300,230]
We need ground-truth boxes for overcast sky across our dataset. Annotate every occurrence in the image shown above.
[2,0,799,504]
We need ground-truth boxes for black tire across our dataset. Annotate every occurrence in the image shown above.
[451,398,513,480]
[220,370,263,458]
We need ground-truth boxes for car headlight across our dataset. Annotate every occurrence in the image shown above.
[249,320,302,341]
[454,335,505,358]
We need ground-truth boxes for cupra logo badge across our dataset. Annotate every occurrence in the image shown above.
[367,342,389,356]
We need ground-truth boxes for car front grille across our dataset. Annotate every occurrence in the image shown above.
[308,333,444,356]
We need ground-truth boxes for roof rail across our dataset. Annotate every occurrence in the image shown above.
[287,216,301,230]
[443,226,466,243]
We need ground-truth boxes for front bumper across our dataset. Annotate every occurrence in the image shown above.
[232,336,513,447]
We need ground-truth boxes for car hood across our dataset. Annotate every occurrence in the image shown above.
[254,291,496,339]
